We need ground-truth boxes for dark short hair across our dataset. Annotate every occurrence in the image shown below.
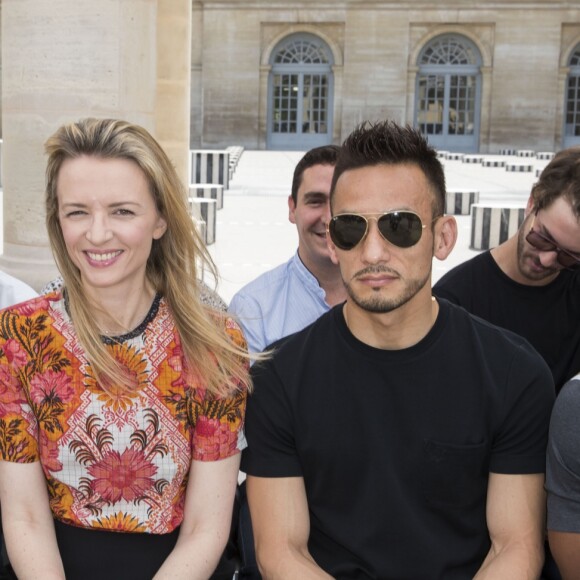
[532,147,580,218]
[330,120,446,217]
[291,144,340,204]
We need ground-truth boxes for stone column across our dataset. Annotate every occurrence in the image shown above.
[190,2,203,148]
[0,0,191,291]
[156,0,192,187]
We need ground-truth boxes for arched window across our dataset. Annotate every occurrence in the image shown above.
[420,36,480,65]
[267,33,334,150]
[415,34,482,152]
[274,37,330,65]
[564,44,580,147]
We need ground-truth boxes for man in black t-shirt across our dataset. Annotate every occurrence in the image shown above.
[434,147,580,393]
[241,121,554,579]
[434,148,580,579]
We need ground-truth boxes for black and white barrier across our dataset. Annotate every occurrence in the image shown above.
[189,184,224,210]
[516,150,535,158]
[505,162,534,173]
[226,146,244,179]
[462,155,483,164]
[499,148,516,155]
[445,190,480,215]
[470,204,525,251]
[190,150,230,189]
[481,158,506,168]
[536,152,555,161]
[445,152,464,161]
[188,198,217,245]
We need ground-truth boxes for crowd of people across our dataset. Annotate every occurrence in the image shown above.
[0,116,579,579]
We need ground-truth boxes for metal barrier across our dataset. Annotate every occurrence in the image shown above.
[470,204,525,250]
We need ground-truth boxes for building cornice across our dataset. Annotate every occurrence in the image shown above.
[197,1,578,8]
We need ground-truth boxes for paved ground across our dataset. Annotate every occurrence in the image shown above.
[207,150,550,303]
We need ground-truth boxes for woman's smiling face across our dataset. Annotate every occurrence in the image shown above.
[57,155,167,298]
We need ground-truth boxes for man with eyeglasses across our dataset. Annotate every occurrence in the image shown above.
[434,147,580,395]
[228,145,346,355]
[241,120,554,578]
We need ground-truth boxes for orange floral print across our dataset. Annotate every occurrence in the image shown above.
[29,370,74,406]
[93,512,147,532]
[0,366,25,417]
[0,294,248,533]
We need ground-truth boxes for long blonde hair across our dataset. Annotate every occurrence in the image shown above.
[45,118,250,397]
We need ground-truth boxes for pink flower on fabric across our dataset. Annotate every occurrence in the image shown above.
[3,339,27,367]
[0,367,25,417]
[88,449,158,503]
[195,416,220,437]
[41,431,63,472]
[15,298,49,317]
[29,370,74,405]
[195,420,238,461]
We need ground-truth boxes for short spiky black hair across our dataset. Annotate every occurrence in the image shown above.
[291,144,341,204]
[331,120,446,217]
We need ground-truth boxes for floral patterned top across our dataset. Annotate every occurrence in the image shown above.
[0,292,248,534]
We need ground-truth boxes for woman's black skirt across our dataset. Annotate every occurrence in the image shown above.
[54,519,179,580]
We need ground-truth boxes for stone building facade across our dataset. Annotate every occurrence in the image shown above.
[0,0,193,289]
[191,0,580,153]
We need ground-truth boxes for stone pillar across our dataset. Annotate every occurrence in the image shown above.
[156,0,192,187]
[0,0,191,291]
[190,2,203,148]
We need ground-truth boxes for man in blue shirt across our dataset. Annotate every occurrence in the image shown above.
[228,145,347,353]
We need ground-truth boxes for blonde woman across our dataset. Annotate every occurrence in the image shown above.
[0,118,250,579]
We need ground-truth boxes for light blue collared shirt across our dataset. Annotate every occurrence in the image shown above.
[228,252,330,354]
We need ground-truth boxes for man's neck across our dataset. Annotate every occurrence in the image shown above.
[318,269,347,307]
[343,287,439,350]
[490,237,518,278]
[297,250,347,307]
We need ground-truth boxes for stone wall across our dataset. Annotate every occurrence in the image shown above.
[194,1,580,152]
[1,1,577,153]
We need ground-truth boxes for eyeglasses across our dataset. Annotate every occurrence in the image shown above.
[328,211,427,251]
[525,214,580,269]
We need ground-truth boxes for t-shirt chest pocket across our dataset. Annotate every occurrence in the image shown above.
[421,439,489,508]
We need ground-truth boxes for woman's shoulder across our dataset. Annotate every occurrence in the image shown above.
[0,294,66,351]
[217,312,247,350]
[0,291,62,319]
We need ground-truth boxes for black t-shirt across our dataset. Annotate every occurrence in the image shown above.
[433,251,580,392]
[241,300,554,579]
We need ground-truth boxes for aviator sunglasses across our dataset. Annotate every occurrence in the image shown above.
[328,210,428,251]
[525,213,580,270]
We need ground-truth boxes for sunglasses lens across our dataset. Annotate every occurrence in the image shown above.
[378,212,424,248]
[557,253,580,269]
[526,231,555,252]
[527,231,580,270]
[329,215,368,250]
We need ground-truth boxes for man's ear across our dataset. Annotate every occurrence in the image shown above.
[433,215,458,261]
[327,233,340,265]
[288,195,297,225]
